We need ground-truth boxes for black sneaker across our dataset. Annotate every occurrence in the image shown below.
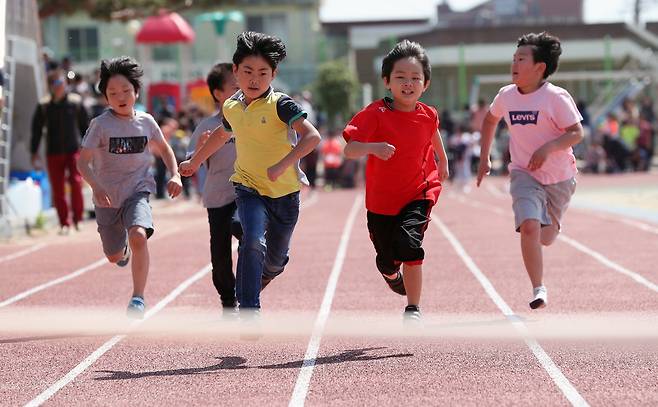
[403,305,421,323]
[383,271,406,295]
[260,276,274,292]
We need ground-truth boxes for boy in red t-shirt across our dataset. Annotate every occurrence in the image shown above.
[343,40,449,322]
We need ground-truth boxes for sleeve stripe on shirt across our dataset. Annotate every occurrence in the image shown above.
[288,111,307,127]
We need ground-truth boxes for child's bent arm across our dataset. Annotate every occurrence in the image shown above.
[476,111,500,186]
[267,118,321,181]
[76,147,101,190]
[150,136,183,198]
[432,129,450,181]
[547,122,584,151]
[192,125,231,167]
[344,141,396,160]
[151,137,180,177]
[77,147,111,207]
[180,126,231,176]
[344,141,372,159]
[527,122,584,171]
[479,111,499,161]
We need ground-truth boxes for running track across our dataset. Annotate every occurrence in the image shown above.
[1,173,657,406]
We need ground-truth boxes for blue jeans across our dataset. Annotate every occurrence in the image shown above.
[234,184,300,308]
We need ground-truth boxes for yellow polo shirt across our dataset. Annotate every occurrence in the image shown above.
[222,88,308,198]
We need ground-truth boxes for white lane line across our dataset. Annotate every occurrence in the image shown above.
[289,194,361,407]
[450,193,507,215]
[23,262,213,407]
[433,217,589,407]
[0,243,48,264]
[573,209,658,236]
[0,226,183,308]
[558,235,658,293]
[0,258,108,308]
[447,194,658,295]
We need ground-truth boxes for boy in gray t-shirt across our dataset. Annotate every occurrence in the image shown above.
[77,57,182,318]
[187,63,242,312]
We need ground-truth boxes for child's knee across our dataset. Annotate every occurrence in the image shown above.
[128,227,148,249]
[519,219,541,236]
[375,256,400,276]
[540,225,559,246]
[241,233,266,253]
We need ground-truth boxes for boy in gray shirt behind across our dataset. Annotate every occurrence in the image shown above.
[77,57,182,318]
[188,63,243,313]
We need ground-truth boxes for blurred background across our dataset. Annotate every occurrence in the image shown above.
[1,0,657,236]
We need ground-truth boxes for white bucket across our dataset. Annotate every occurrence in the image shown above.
[7,177,42,224]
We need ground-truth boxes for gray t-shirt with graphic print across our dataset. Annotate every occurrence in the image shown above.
[81,110,163,208]
[187,113,237,209]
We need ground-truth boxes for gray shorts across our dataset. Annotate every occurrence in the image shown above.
[95,192,154,256]
[509,170,576,232]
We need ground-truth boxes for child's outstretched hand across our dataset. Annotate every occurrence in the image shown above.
[476,157,492,187]
[371,142,396,160]
[167,174,183,198]
[179,159,199,177]
[267,162,286,182]
[93,187,112,208]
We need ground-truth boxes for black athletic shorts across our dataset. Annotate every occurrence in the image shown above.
[366,200,432,275]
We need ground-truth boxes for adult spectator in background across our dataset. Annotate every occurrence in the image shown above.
[31,69,90,234]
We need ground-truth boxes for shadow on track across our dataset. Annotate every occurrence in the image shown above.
[94,347,413,380]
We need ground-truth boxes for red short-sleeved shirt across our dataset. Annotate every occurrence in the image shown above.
[343,98,442,215]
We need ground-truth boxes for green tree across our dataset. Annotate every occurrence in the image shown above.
[313,59,358,131]
[37,0,234,20]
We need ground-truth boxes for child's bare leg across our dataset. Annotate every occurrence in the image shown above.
[128,226,149,297]
[402,263,422,306]
[540,213,559,246]
[519,219,543,288]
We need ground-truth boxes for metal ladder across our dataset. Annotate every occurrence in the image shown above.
[0,46,16,237]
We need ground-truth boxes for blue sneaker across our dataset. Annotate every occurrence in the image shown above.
[116,245,131,267]
[126,296,145,319]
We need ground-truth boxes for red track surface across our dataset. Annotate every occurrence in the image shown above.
[1,173,658,406]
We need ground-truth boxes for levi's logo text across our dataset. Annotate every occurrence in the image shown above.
[109,136,148,154]
[509,111,539,125]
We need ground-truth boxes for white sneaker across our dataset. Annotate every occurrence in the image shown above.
[529,286,547,309]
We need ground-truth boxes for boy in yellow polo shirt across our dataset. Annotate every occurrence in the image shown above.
[180,31,321,314]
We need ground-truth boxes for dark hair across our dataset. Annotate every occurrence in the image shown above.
[381,40,431,84]
[98,56,143,96]
[206,63,234,103]
[232,31,286,70]
[517,32,562,79]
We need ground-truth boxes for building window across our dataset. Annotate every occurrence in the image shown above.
[67,27,99,62]
[152,45,178,62]
[246,14,288,43]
